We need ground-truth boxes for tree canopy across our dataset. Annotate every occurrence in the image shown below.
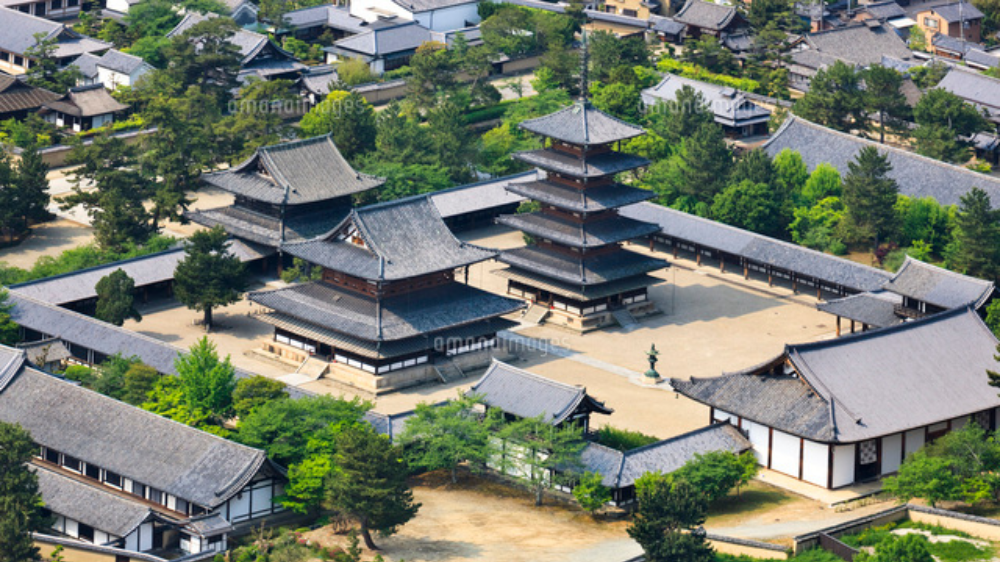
[173,226,248,330]
[0,421,46,562]
[95,269,142,327]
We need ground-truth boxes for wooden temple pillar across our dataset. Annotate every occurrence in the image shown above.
[743,258,749,280]
[850,320,856,333]
[673,244,678,259]
[696,247,702,266]
[836,316,841,337]
[767,266,773,287]
[719,256,725,273]
[649,238,654,251]
[816,280,821,300]
[791,273,798,294]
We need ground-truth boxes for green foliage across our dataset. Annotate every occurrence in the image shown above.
[232,375,287,420]
[789,197,846,253]
[280,257,323,284]
[24,33,84,93]
[0,142,52,241]
[842,146,900,248]
[863,64,910,144]
[336,57,375,87]
[671,451,759,503]
[359,162,454,204]
[883,450,962,507]
[913,89,988,163]
[657,58,763,94]
[951,187,1000,279]
[799,162,841,207]
[95,269,142,326]
[894,195,954,254]
[712,180,790,239]
[985,298,1000,338]
[283,455,332,514]
[122,363,159,407]
[396,393,492,483]
[324,425,420,549]
[62,365,95,386]
[480,4,575,57]
[300,90,376,162]
[590,31,649,83]
[92,353,143,401]
[628,477,714,562]
[683,35,738,75]
[173,226,249,330]
[282,36,325,63]
[0,114,61,149]
[496,415,587,506]
[910,62,949,89]
[174,336,237,423]
[478,122,538,177]
[645,85,715,150]
[0,421,46,562]
[909,25,928,51]
[573,471,611,515]
[596,425,659,452]
[793,60,864,133]
[855,534,934,562]
[216,78,297,165]
[0,290,19,347]
[590,82,642,123]
[644,123,732,211]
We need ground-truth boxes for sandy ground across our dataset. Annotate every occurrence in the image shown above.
[0,219,95,269]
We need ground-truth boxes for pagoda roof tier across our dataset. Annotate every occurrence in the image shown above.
[512,149,650,179]
[256,312,519,360]
[248,281,524,342]
[519,101,647,146]
[505,180,654,214]
[495,267,661,301]
[187,205,348,247]
[499,246,667,286]
[497,212,660,249]
[202,135,384,205]
[284,196,497,281]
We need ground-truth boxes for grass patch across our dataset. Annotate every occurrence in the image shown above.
[928,540,993,562]
[840,523,895,548]
[716,548,840,562]
[896,520,973,539]
[705,481,799,525]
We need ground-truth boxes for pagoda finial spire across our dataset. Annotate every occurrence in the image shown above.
[579,28,589,102]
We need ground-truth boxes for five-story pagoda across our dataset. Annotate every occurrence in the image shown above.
[495,101,668,332]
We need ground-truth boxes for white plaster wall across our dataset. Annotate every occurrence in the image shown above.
[64,518,78,539]
[139,522,153,552]
[882,433,903,475]
[831,444,855,488]
[801,440,829,487]
[416,3,480,31]
[350,0,412,22]
[106,0,130,12]
[905,428,925,457]
[228,490,251,521]
[92,113,113,129]
[769,429,800,477]
[742,420,770,465]
[251,483,272,516]
[712,409,737,424]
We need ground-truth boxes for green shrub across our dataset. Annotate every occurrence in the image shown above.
[0,234,175,286]
[62,365,95,385]
[596,425,659,452]
[841,523,897,547]
[657,58,763,94]
[927,539,993,562]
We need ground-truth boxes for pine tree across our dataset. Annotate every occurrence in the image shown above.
[0,422,45,562]
[95,269,142,327]
[0,290,20,347]
[730,149,775,186]
[324,426,420,550]
[793,61,864,132]
[175,336,237,422]
[628,477,714,562]
[842,146,900,250]
[646,85,715,148]
[299,90,376,163]
[173,226,248,331]
[497,415,586,506]
[863,64,909,145]
[396,394,491,484]
[14,143,51,230]
[671,124,733,207]
[952,187,1000,280]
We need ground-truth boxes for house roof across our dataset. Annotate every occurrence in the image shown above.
[187,205,346,247]
[202,135,383,205]
[283,195,497,281]
[499,245,667,286]
[815,290,903,328]
[799,23,914,68]
[0,359,272,508]
[330,21,432,56]
[96,48,148,75]
[34,464,157,538]
[966,48,1000,70]
[0,74,59,116]
[498,212,660,249]
[762,116,1000,207]
[16,338,73,365]
[67,52,102,79]
[297,65,339,96]
[504,179,652,214]
[924,1,984,22]
[248,281,523,342]
[673,0,739,31]
[641,74,771,127]
[389,0,478,13]
[620,201,892,291]
[519,101,646,146]
[864,1,906,20]
[932,33,976,56]
[167,12,298,67]
[674,307,1000,443]
[41,84,129,118]
[430,171,534,218]
[935,67,1000,112]
[883,256,995,309]
[513,149,650,178]
[0,7,109,57]
[649,15,686,35]
[471,360,613,426]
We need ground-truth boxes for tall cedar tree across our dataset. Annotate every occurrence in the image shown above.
[674,124,733,206]
[952,187,1000,280]
[173,226,248,330]
[793,61,864,133]
[0,422,46,562]
[61,132,155,252]
[161,17,242,107]
[175,336,237,422]
[13,143,51,232]
[396,394,492,484]
[646,85,715,149]
[863,64,909,144]
[497,415,586,506]
[628,478,714,562]
[842,146,900,250]
[324,426,420,550]
[95,268,142,326]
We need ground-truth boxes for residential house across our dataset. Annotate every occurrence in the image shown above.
[280,4,374,41]
[584,9,650,37]
[916,1,983,53]
[39,84,129,132]
[94,49,153,89]
[593,0,659,21]
[106,0,257,24]
[348,0,480,31]
[0,74,59,120]
[649,14,686,43]
[0,7,110,75]
[324,21,432,73]
[763,115,1000,206]
[787,22,914,89]
[641,74,771,138]
[672,0,745,38]
[166,12,306,84]
[933,67,1000,163]
[0,0,79,20]
[297,64,339,104]
[674,307,1000,489]
[0,345,288,555]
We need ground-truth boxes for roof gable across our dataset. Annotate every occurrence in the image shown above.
[936,67,1000,112]
[519,101,647,146]
[673,0,739,30]
[883,256,995,309]
[801,23,913,66]
[42,84,129,118]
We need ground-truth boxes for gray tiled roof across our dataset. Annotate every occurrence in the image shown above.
[0,75,59,115]
[925,2,984,22]
[864,0,905,20]
[494,268,661,301]
[800,23,914,67]
[187,205,347,247]
[676,307,1000,443]
[168,12,299,68]
[936,67,1000,112]
[0,365,270,508]
[500,245,667,286]
[620,201,892,291]
[519,101,646,146]
[34,464,154,538]
[282,4,368,32]
[285,196,497,280]
[331,22,432,56]
[650,15,685,35]
[505,180,653,214]
[298,65,338,96]
[67,52,102,80]
[42,84,129,118]
[183,512,233,537]
[471,360,613,425]
[815,290,903,328]
[513,149,650,178]
[497,212,660,249]
[932,33,976,55]
[249,281,522,342]
[584,9,648,28]
[430,171,535,218]
[202,135,383,205]
[966,49,1000,69]
[762,116,1000,207]
[673,0,738,30]
[390,0,477,13]
[17,338,72,365]
[97,49,147,75]
[0,7,110,58]
[642,75,771,128]
[884,256,995,309]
